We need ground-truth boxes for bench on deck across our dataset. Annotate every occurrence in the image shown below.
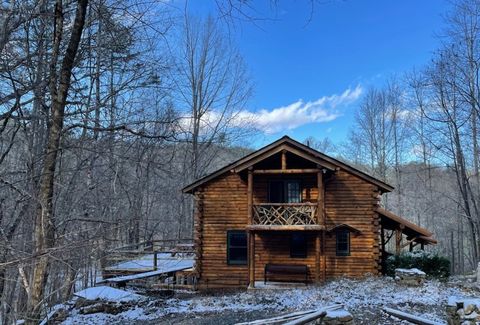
[264,263,308,285]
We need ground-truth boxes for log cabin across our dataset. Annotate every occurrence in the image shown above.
[183,136,437,288]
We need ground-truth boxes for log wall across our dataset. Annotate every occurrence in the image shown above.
[195,168,380,288]
[324,170,380,276]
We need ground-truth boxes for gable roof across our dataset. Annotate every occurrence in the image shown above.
[182,135,394,194]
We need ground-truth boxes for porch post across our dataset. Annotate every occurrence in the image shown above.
[248,231,255,288]
[322,231,326,282]
[316,168,324,224]
[315,233,320,283]
[380,225,385,254]
[395,225,404,255]
[247,168,253,225]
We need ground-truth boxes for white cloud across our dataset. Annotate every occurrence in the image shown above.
[178,85,363,135]
[235,85,363,134]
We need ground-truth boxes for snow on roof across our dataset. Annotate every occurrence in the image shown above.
[395,268,426,275]
[73,286,145,302]
[100,259,194,283]
[104,253,194,272]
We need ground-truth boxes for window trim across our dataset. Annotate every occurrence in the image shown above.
[336,229,350,256]
[290,232,308,258]
[227,230,248,265]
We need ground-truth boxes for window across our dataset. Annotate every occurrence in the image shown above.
[290,233,307,258]
[268,180,301,203]
[227,231,247,265]
[269,180,284,203]
[336,229,350,256]
[286,181,301,203]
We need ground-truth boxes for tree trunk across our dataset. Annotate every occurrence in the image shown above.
[26,0,88,323]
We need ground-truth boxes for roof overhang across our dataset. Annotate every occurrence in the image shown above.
[326,223,362,235]
[183,136,394,194]
[376,207,437,245]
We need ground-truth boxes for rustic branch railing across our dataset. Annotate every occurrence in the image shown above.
[252,203,317,226]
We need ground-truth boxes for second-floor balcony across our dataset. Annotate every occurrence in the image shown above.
[252,203,317,226]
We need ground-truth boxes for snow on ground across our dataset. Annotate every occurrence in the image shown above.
[59,277,476,324]
[73,286,146,302]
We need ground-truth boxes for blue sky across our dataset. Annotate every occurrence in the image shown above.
[185,0,450,148]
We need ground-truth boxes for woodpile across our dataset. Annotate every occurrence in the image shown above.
[446,296,480,325]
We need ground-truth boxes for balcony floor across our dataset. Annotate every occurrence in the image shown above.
[246,225,325,231]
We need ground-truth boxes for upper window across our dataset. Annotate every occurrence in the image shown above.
[227,231,247,265]
[290,233,307,258]
[268,180,301,203]
[336,229,350,256]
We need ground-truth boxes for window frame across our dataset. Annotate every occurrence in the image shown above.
[226,230,248,265]
[290,232,308,258]
[336,228,350,256]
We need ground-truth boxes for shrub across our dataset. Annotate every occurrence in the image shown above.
[385,251,450,279]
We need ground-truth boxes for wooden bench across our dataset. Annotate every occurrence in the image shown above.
[264,263,308,284]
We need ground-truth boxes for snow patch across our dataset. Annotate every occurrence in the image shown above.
[73,286,145,303]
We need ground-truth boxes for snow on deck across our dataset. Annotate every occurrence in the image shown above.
[73,286,146,302]
[104,253,194,272]
[99,258,194,283]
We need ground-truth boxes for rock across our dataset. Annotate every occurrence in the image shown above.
[476,262,480,282]
[395,268,426,286]
[80,302,107,315]
[79,301,127,315]
[321,309,355,325]
[464,303,476,315]
[447,296,480,325]
[51,308,69,322]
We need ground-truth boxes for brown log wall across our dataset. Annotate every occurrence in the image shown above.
[196,169,380,287]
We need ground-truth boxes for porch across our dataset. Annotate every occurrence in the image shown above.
[241,150,330,287]
[246,230,326,288]
[377,207,437,273]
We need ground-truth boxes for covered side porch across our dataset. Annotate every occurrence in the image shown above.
[245,228,326,288]
[377,207,437,273]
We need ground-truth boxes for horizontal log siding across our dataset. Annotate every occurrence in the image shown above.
[324,170,380,277]
[197,168,380,288]
[198,172,249,287]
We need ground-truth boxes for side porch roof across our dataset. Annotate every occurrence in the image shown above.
[376,207,437,245]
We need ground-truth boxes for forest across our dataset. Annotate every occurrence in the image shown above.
[1,0,480,323]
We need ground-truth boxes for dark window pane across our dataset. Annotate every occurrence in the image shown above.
[336,229,350,256]
[290,233,307,258]
[229,248,247,261]
[229,233,246,247]
[269,181,284,203]
[227,231,247,265]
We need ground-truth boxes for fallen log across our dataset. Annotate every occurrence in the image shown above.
[284,305,343,325]
[235,304,342,325]
[235,309,316,325]
[382,307,446,325]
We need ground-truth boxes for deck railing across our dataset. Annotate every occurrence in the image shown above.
[252,203,317,226]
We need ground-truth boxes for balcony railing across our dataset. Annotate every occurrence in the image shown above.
[252,203,317,226]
